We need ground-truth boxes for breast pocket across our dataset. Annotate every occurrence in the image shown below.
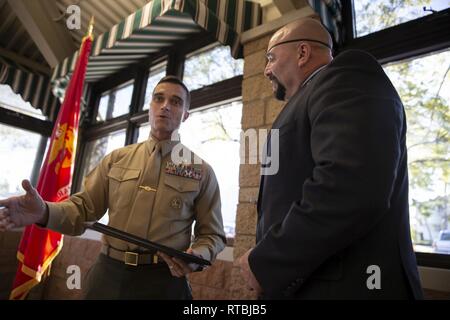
[163,174,200,220]
[107,166,141,211]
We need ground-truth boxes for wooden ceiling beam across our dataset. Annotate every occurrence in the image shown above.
[0,46,51,75]
[8,0,76,68]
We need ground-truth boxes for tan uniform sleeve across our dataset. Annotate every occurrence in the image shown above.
[190,164,226,262]
[45,152,112,235]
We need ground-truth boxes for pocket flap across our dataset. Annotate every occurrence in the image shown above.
[164,174,199,192]
[108,167,140,182]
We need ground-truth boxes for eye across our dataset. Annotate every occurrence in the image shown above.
[171,98,182,107]
[266,53,274,63]
[153,95,164,103]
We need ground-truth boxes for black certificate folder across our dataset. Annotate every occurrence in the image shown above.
[85,222,211,266]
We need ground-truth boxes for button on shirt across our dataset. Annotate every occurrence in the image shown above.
[46,136,226,262]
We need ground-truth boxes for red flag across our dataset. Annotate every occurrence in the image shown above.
[10,33,93,300]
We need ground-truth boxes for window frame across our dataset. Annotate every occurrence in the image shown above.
[340,2,450,268]
[340,3,450,63]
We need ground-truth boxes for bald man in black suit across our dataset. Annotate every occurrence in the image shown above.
[237,18,423,300]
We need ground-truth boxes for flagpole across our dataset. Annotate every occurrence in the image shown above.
[87,16,95,39]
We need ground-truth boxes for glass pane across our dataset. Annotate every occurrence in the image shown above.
[137,123,151,143]
[77,131,126,240]
[80,130,127,184]
[96,81,134,122]
[183,45,243,91]
[0,85,45,120]
[0,124,44,198]
[353,0,449,38]
[384,49,450,254]
[179,100,243,237]
[143,63,167,111]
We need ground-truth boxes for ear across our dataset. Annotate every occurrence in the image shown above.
[182,110,190,122]
[297,42,311,67]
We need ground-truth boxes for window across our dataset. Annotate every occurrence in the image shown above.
[96,81,134,122]
[0,124,46,198]
[183,44,243,90]
[179,100,243,237]
[137,123,151,143]
[0,85,45,120]
[143,62,167,110]
[383,49,450,254]
[79,130,127,185]
[353,0,449,38]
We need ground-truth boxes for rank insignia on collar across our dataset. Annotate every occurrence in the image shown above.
[165,161,202,180]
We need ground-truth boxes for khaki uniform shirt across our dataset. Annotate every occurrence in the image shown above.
[46,137,226,261]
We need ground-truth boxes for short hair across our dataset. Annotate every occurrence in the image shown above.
[154,75,191,109]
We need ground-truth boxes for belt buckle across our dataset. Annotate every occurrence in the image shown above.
[124,251,138,266]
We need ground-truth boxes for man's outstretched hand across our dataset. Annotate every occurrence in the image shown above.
[0,179,48,231]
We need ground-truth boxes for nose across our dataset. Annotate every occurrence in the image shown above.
[264,63,272,78]
[160,99,170,111]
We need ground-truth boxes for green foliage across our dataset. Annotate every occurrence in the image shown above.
[355,0,432,37]
[183,46,243,90]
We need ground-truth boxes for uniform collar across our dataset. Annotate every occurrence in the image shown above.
[145,132,181,158]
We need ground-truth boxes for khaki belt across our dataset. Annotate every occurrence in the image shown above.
[101,245,161,266]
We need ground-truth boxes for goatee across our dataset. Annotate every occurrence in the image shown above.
[273,78,286,101]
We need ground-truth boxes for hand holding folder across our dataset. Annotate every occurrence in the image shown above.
[84,222,211,267]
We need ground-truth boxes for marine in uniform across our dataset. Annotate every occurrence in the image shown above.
[0,76,226,299]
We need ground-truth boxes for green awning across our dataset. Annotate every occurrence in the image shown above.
[307,0,342,45]
[0,57,60,119]
[51,0,261,98]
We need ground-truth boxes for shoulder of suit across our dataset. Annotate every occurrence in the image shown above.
[306,50,383,88]
[332,49,380,67]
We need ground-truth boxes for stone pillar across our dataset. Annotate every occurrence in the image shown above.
[229,34,285,300]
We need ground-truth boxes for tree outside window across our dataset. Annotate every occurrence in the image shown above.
[353,0,448,38]
[384,49,450,253]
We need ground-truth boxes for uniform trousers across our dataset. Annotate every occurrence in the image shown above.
[82,253,193,300]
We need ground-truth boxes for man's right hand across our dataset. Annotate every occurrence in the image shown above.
[0,179,48,231]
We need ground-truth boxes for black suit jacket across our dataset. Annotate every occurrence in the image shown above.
[249,50,423,299]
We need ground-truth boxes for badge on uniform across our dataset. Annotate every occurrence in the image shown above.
[165,161,202,180]
[170,197,182,209]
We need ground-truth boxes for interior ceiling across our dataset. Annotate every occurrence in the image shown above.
[0,0,300,74]
[0,0,48,66]
[56,0,150,45]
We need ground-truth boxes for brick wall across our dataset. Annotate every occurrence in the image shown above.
[188,260,233,299]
